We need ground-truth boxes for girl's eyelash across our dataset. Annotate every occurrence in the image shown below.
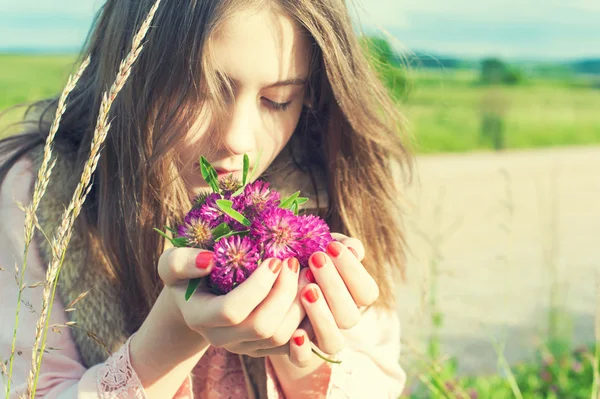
[264,98,291,112]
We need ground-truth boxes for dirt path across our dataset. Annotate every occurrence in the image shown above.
[395,145,600,375]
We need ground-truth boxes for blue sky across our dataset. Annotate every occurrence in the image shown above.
[1,0,599,60]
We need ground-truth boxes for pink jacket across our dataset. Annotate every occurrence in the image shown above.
[0,157,406,398]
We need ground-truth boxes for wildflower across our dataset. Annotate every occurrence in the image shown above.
[209,235,261,295]
[540,370,552,383]
[251,207,303,260]
[295,214,333,267]
[177,208,214,249]
[199,192,240,228]
[191,191,211,210]
[234,180,280,218]
[218,174,243,194]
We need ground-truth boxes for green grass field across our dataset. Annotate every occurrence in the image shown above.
[1,54,599,153]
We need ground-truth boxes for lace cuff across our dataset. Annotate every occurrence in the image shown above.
[326,350,354,398]
[96,335,146,398]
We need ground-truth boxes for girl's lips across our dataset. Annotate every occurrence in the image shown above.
[215,169,241,176]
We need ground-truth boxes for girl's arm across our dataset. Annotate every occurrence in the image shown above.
[0,158,196,398]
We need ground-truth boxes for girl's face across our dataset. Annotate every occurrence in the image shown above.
[179,8,312,196]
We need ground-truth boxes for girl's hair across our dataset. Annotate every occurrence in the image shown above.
[0,0,412,333]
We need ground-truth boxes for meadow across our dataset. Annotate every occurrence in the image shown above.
[2,54,600,154]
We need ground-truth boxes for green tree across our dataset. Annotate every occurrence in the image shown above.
[359,36,409,100]
[480,57,523,85]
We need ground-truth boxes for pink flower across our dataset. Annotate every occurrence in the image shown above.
[209,235,261,295]
[251,207,303,260]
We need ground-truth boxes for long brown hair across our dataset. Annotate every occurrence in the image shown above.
[0,0,413,333]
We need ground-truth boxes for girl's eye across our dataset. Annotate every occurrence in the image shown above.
[263,98,292,112]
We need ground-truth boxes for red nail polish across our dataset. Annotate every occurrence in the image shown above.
[305,269,316,284]
[196,252,213,269]
[303,287,319,303]
[269,259,282,273]
[310,253,327,269]
[348,247,358,258]
[326,242,342,258]
[288,258,299,273]
[293,335,305,346]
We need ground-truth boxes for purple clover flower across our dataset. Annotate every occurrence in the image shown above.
[295,214,333,267]
[198,192,243,228]
[209,235,261,295]
[177,208,214,249]
[234,181,280,219]
[251,207,303,260]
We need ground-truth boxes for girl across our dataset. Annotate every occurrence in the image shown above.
[0,0,412,397]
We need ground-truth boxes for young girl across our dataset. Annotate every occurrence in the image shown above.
[0,0,412,397]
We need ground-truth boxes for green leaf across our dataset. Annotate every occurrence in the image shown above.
[200,156,220,193]
[248,149,263,182]
[215,229,250,242]
[154,228,187,247]
[216,200,251,227]
[172,237,189,247]
[295,197,309,206]
[242,154,249,186]
[165,225,178,235]
[279,191,300,209]
[232,186,245,197]
[185,278,202,301]
[212,222,232,240]
[291,202,299,215]
[216,199,233,208]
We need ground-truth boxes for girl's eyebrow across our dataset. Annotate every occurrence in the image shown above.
[225,75,307,89]
[264,77,307,88]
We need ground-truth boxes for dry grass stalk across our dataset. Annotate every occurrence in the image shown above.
[4,56,90,399]
[25,1,162,396]
[591,274,600,399]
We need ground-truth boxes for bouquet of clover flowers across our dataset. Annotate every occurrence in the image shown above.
[155,154,334,300]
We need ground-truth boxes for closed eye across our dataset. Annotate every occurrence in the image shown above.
[262,98,292,112]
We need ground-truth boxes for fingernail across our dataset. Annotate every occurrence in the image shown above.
[305,269,316,284]
[310,253,327,269]
[195,252,213,269]
[326,242,342,258]
[293,335,305,346]
[288,258,299,273]
[269,259,283,273]
[348,247,358,258]
[303,287,319,303]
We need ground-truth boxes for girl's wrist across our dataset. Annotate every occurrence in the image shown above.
[268,353,329,398]
[129,288,210,396]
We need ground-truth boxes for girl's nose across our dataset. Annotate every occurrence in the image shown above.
[219,95,257,156]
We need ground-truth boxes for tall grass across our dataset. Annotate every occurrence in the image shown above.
[3,1,162,397]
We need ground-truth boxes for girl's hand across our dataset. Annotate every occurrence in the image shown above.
[295,233,379,360]
[157,248,305,360]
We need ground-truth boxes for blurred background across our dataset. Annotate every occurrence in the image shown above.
[1,0,599,397]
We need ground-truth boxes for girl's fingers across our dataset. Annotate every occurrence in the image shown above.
[174,258,283,328]
[300,284,345,355]
[308,251,361,330]
[325,241,379,308]
[330,233,365,261]
[288,330,313,368]
[243,266,310,351]
[158,248,215,285]
[210,258,300,346]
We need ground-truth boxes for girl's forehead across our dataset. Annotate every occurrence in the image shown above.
[210,9,312,88]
